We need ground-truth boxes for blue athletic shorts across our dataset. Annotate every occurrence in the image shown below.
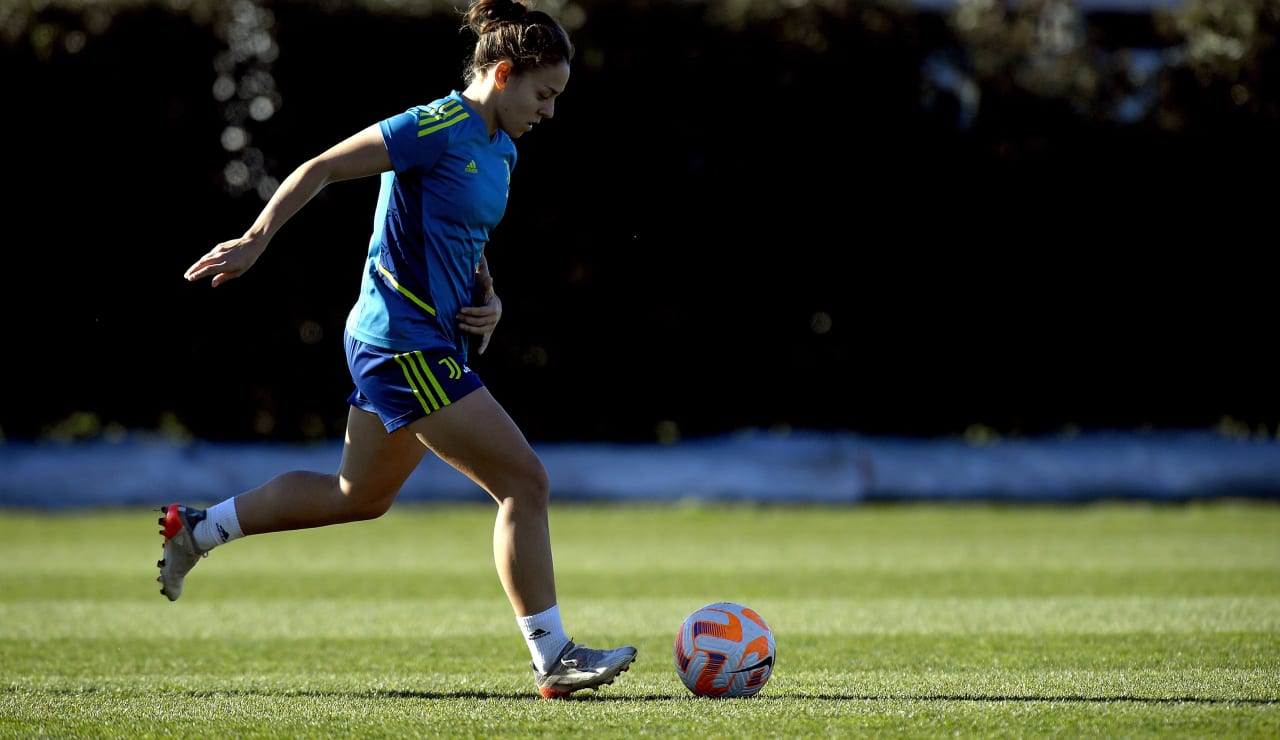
[344,331,485,433]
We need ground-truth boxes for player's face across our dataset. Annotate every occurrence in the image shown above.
[497,61,570,139]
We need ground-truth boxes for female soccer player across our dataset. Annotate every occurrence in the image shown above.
[164,0,636,698]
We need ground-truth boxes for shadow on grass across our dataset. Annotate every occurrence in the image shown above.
[151,688,1277,705]
[803,694,1278,705]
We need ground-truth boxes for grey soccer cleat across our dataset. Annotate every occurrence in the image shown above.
[156,504,208,601]
[532,639,638,698]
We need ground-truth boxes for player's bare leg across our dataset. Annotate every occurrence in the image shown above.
[158,407,424,600]
[409,388,556,615]
[234,406,428,533]
[409,388,635,697]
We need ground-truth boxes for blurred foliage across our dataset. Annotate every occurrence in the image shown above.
[4,0,1275,442]
[944,0,1109,115]
[1156,0,1279,123]
[932,0,1277,131]
[5,0,1275,131]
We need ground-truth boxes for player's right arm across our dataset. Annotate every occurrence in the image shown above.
[185,124,392,288]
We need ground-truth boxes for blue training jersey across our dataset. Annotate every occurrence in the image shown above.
[346,91,516,358]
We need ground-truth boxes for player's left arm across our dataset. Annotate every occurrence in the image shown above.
[458,251,502,355]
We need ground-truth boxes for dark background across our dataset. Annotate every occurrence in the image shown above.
[3,0,1276,444]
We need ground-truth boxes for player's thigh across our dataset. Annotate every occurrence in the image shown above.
[337,405,428,504]
[408,388,547,500]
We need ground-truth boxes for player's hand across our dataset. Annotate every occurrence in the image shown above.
[458,273,502,355]
[184,235,268,288]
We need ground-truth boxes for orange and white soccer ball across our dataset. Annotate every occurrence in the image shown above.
[673,601,776,698]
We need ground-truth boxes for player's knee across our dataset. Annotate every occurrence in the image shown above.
[527,466,551,509]
[501,460,550,510]
[337,485,398,522]
[522,456,550,504]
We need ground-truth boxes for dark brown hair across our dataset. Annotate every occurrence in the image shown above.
[463,0,574,84]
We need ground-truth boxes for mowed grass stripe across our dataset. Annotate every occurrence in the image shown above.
[5,569,1279,600]
[4,632,1278,677]
[3,595,1278,639]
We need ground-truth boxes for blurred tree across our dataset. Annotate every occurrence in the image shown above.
[1154,0,1279,129]
[2,0,1275,441]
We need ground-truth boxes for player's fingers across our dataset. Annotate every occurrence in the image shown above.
[209,269,243,288]
[184,261,211,279]
[184,261,222,282]
[185,247,229,277]
[458,305,494,322]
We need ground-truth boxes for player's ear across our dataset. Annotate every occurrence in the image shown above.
[494,60,513,90]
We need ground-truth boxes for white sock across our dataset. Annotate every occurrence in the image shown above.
[192,498,245,552]
[518,604,571,673]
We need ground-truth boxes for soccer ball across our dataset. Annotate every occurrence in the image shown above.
[673,601,775,698]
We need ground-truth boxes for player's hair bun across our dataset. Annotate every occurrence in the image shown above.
[468,0,529,36]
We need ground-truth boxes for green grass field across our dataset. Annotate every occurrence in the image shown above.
[2,501,1277,737]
